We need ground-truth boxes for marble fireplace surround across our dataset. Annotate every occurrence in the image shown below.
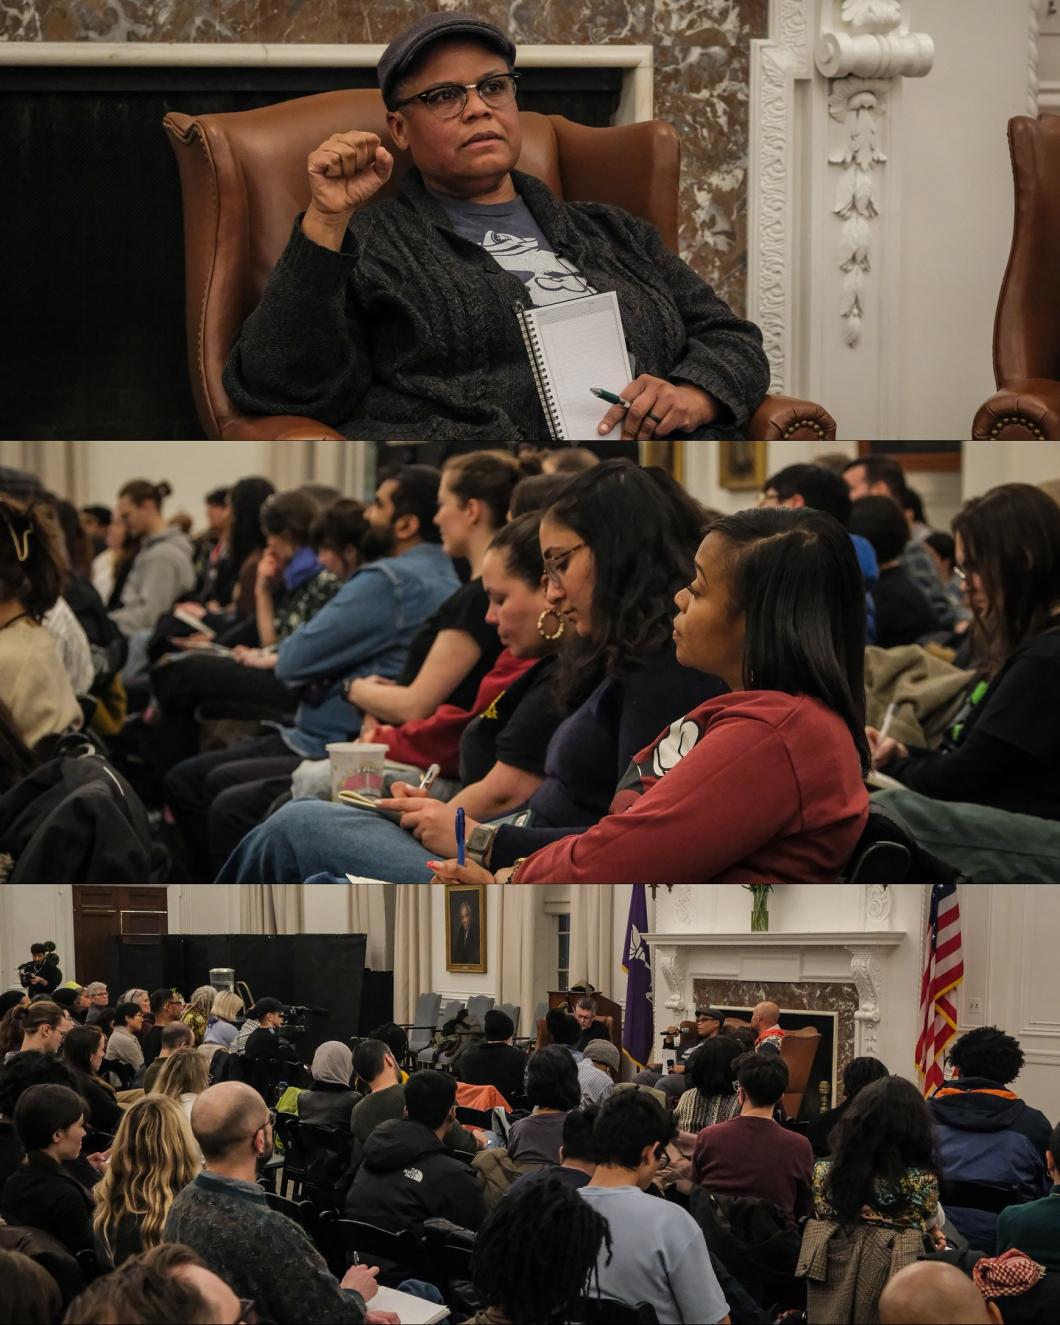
[642,930,906,1075]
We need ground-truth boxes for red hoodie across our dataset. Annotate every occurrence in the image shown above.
[513,691,869,883]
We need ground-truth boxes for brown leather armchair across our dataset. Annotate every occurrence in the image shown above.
[164,89,836,442]
[973,115,1060,438]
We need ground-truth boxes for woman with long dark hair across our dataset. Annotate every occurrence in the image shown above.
[61,1025,123,1138]
[433,503,870,883]
[218,461,727,881]
[872,482,1060,818]
[675,1036,743,1133]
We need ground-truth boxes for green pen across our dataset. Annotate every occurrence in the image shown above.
[590,387,632,409]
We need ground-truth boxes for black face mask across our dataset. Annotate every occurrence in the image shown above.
[360,519,398,562]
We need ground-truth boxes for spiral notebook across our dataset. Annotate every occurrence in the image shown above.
[517,291,632,440]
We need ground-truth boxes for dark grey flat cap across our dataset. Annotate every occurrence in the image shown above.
[378,12,517,108]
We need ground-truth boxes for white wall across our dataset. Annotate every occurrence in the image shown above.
[80,442,271,525]
[0,887,77,997]
[682,440,858,514]
[962,439,1060,499]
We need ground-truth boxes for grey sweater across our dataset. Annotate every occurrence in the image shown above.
[223,168,770,441]
[109,528,195,637]
[164,1171,365,1323]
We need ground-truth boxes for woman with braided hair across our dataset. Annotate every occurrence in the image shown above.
[465,1174,612,1325]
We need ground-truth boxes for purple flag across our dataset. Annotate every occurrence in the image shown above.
[622,884,652,1069]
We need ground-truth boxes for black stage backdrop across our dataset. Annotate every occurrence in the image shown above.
[107,933,368,1061]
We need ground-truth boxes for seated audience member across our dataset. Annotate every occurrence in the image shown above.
[1,1084,94,1256]
[872,484,1060,820]
[80,503,111,555]
[813,1076,946,1243]
[925,529,968,619]
[165,1082,383,1323]
[152,1048,210,1121]
[878,1260,1002,1325]
[692,1052,813,1225]
[970,1247,1060,1323]
[148,487,344,769]
[142,1023,196,1094]
[180,987,216,1047]
[348,451,522,725]
[231,997,275,1057]
[578,1039,619,1107]
[0,1246,62,1325]
[506,1045,581,1167]
[350,1039,476,1154]
[848,496,943,647]
[165,465,459,879]
[509,1104,598,1195]
[62,1242,244,1325]
[344,1069,486,1231]
[457,1008,527,1103]
[228,462,727,883]
[996,1119,1060,1269]
[580,1090,731,1325]
[0,1051,82,1191]
[434,502,873,884]
[675,1034,742,1132]
[541,448,601,475]
[465,1177,611,1325]
[81,984,109,1025]
[141,989,186,1067]
[751,1000,785,1053]
[635,1006,725,1098]
[929,1026,1052,1251]
[92,1095,201,1268]
[91,510,139,611]
[844,457,959,630]
[198,991,244,1067]
[52,497,128,673]
[24,944,62,996]
[0,496,83,745]
[508,470,572,519]
[808,1054,890,1157]
[108,481,195,638]
[223,14,769,443]
[571,995,610,1051]
[298,1041,361,1127]
[120,988,151,1018]
[544,1007,583,1060]
[2,1001,73,1062]
[60,1026,123,1138]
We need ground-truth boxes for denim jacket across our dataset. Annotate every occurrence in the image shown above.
[274,542,459,758]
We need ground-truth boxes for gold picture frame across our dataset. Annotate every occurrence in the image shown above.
[718,440,767,491]
[445,882,487,974]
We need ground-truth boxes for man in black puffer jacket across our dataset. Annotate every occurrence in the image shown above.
[344,1069,486,1236]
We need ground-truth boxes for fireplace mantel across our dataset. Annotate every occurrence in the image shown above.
[642,932,905,949]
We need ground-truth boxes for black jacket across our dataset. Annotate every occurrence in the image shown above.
[0,1150,95,1255]
[224,169,770,442]
[298,1082,361,1129]
[457,1041,528,1105]
[344,1118,485,1234]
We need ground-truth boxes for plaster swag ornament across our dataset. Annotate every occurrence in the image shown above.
[841,0,902,30]
[828,78,888,347]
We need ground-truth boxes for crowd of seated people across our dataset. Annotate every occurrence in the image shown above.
[3,446,1060,884]
[0,967,1057,1325]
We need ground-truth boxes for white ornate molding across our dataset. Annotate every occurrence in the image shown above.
[841,0,902,30]
[864,884,892,928]
[1029,0,1042,117]
[655,948,690,1016]
[816,32,934,80]
[849,946,884,1057]
[670,886,694,929]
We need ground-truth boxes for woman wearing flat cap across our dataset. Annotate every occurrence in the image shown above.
[224,12,770,441]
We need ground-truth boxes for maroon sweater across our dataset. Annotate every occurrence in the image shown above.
[515,690,868,883]
[691,1114,814,1224]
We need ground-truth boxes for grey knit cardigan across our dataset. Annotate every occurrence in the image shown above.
[223,168,771,441]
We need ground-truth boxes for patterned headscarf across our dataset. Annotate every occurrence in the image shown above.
[972,1248,1046,1298]
[311,1040,353,1087]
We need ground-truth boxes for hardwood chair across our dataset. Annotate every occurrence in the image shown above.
[164,89,837,441]
[972,115,1060,437]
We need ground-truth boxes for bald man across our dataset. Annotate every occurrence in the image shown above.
[879,1262,1002,1324]
[750,1001,785,1054]
[165,1082,398,1324]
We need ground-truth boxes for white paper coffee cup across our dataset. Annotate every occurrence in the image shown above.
[326,742,389,802]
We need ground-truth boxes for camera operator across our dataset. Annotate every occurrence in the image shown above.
[244,1000,288,1064]
[18,943,61,995]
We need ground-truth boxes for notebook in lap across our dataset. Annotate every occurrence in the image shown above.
[517,291,632,440]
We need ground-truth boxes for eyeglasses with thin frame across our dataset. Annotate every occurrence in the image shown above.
[542,542,587,586]
[393,72,520,119]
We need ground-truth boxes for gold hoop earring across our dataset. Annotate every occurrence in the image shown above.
[537,608,565,641]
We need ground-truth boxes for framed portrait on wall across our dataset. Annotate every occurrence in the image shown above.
[445,883,487,974]
[719,440,767,491]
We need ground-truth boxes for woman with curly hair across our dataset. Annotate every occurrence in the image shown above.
[92,1094,201,1267]
[151,1048,210,1124]
[180,986,216,1046]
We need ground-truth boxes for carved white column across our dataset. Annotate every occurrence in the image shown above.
[655,947,690,1017]
[849,946,884,1057]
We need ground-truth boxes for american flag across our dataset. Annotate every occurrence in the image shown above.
[915,882,964,1096]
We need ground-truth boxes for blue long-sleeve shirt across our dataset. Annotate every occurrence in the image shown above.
[273,542,459,758]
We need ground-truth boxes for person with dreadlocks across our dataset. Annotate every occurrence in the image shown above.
[464,1175,612,1325]
[0,494,82,748]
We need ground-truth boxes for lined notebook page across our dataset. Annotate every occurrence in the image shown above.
[521,292,632,440]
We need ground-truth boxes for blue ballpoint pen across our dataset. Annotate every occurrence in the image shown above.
[455,807,466,867]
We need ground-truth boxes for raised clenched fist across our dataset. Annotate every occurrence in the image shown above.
[303,131,394,247]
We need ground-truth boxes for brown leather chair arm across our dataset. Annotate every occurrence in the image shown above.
[219,415,345,441]
[746,394,837,441]
[972,378,1060,439]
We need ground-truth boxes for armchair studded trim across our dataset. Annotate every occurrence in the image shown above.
[748,394,838,441]
[972,380,1060,440]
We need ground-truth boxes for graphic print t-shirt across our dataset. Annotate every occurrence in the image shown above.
[436,193,598,306]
